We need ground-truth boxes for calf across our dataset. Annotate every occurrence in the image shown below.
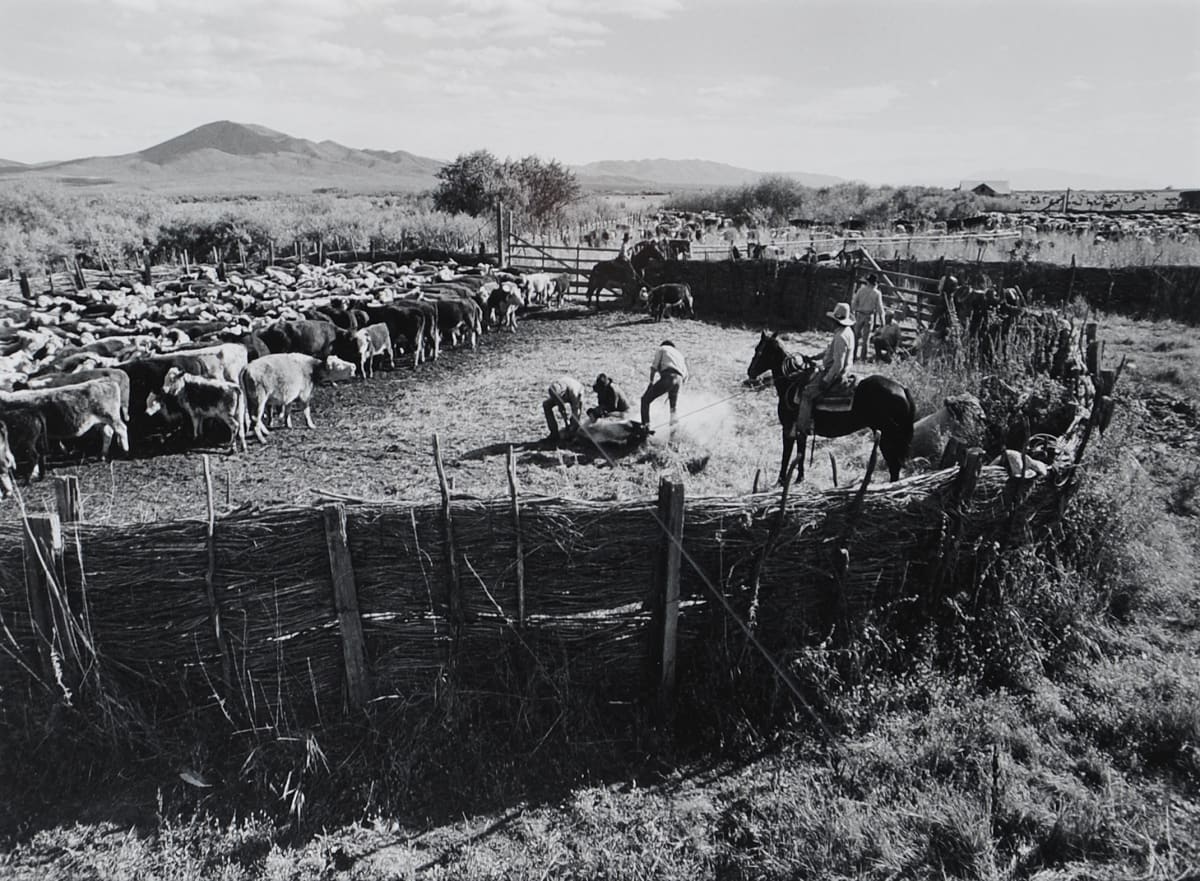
[647,283,694,321]
[240,353,357,444]
[146,367,246,453]
[551,274,571,308]
[354,324,394,378]
[487,283,523,332]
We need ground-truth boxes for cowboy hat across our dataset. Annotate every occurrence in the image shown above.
[826,302,855,326]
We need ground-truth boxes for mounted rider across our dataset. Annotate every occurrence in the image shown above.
[794,302,856,438]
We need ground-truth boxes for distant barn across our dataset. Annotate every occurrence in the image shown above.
[1180,190,1200,212]
[957,180,1012,197]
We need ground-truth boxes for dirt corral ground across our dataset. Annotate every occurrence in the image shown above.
[2,306,887,526]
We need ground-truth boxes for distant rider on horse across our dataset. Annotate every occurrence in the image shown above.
[794,302,855,438]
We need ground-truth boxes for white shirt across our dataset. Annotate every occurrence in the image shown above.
[547,375,585,417]
[651,345,688,380]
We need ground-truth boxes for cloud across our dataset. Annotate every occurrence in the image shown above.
[1066,75,1094,91]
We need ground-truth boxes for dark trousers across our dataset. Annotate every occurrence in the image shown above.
[641,371,683,425]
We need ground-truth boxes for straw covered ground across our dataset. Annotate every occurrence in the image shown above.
[0,304,920,526]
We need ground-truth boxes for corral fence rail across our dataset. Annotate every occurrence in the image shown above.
[0,409,1107,731]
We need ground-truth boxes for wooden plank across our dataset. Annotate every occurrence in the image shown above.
[322,503,371,711]
[54,476,80,523]
[650,476,684,722]
[22,513,65,685]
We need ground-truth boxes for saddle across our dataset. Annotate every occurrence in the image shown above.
[785,374,858,412]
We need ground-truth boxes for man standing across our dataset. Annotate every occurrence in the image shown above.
[543,375,585,443]
[795,303,856,439]
[589,373,631,419]
[850,273,886,362]
[640,340,688,431]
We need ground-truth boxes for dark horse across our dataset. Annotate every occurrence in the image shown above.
[584,240,667,307]
[747,332,915,485]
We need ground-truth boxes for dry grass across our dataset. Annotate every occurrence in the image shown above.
[1,306,1197,880]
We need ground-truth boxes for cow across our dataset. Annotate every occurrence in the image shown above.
[550,273,572,307]
[364,303,428,368]
[0,376,129,460]
[240,353,357,443]
[146,367,246,453]
[354,324,394,378]
[646,283,694,322]
[0,420,15,498]
[258,320,360,364]
[415,293,483,350]
[0,410,48,484]
[23,368,132,422]
[521,272,555,306]
[487,283,523,332]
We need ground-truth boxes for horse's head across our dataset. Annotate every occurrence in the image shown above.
[747,331,784,380]
[631,240,667,271]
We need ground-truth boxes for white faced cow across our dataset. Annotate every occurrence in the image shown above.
[240,353,357,444]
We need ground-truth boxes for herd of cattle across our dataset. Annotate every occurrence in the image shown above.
[0,258,586,496]
[614,208,1200,250]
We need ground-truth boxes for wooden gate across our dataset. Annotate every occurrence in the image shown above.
[506,233,617,301]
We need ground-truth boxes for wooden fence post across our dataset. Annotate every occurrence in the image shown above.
[506,446,526,629]
[201,457,234,693]
[495,202,507,267]
[1084,321,1099,377]
[54,476,80,523]
[433,434,464,631]
[649,476,684,722]
[322,503,370,711]
[18,270,31,300]
[22,513,66,685]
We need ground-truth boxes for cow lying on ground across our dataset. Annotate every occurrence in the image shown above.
[647,283,694,321]
[240,353,357,443]
[0,376,129,460]
[145,367,246,453]
[354,324,394,378]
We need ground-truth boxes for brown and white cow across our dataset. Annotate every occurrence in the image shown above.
[146,367,246,453]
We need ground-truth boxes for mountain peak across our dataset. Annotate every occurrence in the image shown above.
[137,120,316,165]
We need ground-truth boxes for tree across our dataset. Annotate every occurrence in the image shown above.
[506,156,581,230]
[433,150,507,217]
[433,150,582,230]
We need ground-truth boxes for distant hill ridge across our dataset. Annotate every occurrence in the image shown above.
[0,120,842,194]
[573,158,844,189]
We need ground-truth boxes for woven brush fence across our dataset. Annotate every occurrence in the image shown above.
[0,441,1086,732]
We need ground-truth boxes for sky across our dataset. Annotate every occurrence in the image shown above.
[1,0,1198,187]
